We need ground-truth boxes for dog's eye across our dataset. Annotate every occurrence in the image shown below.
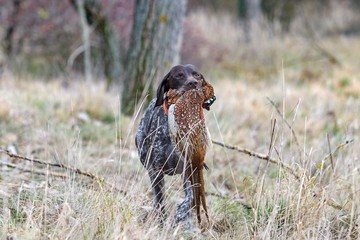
[193,72,201,79]
[175,73,184,79]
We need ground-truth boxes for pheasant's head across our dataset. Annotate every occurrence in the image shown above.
[200,78,216,110]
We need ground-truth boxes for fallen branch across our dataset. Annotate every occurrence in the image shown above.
[211,139,352,211]
[0,149,98,179]
[0,161,67,178]
[211,139,301,180]
[0,149,124,194]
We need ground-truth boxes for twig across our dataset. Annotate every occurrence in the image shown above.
[326,133,334,171]
[326,198,343,211]
[0,149,99,179]
[267,118,277,157]
[0,149,125,194]
[324,139,354,162]
[267,97,302,159]
[211,139,301,181]
[0,161,67,178]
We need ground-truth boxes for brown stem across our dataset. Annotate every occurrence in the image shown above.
[0,149,125,194]
[211,139,301,181]
[0,161,67,178]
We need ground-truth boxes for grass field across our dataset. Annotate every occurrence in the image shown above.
[1,9,360,240]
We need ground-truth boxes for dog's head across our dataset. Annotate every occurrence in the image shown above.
[155,64,207,107]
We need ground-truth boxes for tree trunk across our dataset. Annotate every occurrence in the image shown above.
[97,14,122,90]
[2,0,22,69]
[121,0,187,115]
[247,0,261,21]
[238,0,261,41]
[70,0,122,88]
[76,0,92,83]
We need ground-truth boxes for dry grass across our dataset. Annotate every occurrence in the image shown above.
[1,6,360,240]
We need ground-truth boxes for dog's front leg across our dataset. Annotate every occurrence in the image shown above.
[149,169,166,223]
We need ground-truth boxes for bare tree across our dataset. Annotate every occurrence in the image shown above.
[76,0,92,83]
[238,0,261,40]
[70,0,123,88]
[70,0,186,115]
[2,0,23,69]
[121,0,187,115]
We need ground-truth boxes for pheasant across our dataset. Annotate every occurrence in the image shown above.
[167,79,215,225]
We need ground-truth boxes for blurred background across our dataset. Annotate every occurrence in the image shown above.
[0,0,359,238]
[1,0,360,113]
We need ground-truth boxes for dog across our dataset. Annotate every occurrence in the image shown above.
[135,64,216,225]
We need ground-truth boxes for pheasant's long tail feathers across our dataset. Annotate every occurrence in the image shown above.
[190,163,208,225]
[200,169,209,222]
[194,170,201,224]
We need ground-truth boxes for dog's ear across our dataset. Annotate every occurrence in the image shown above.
[155,72,170,107]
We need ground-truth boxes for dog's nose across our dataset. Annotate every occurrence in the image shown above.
[186,79,198,88]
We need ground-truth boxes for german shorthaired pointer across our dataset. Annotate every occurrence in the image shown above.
[135,64,216,226]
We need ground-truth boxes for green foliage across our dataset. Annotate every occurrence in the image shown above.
[37,8,49,20]
[79,122,116,143]
[339,77,351,87]
[101,113,116,124]
[10,207,27,224]
[87,109,116,124]
[268,168,285,179]
[8,189,40,225]
[257,198,292,230]
[33,98,47,111]
[213,196,248,232]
